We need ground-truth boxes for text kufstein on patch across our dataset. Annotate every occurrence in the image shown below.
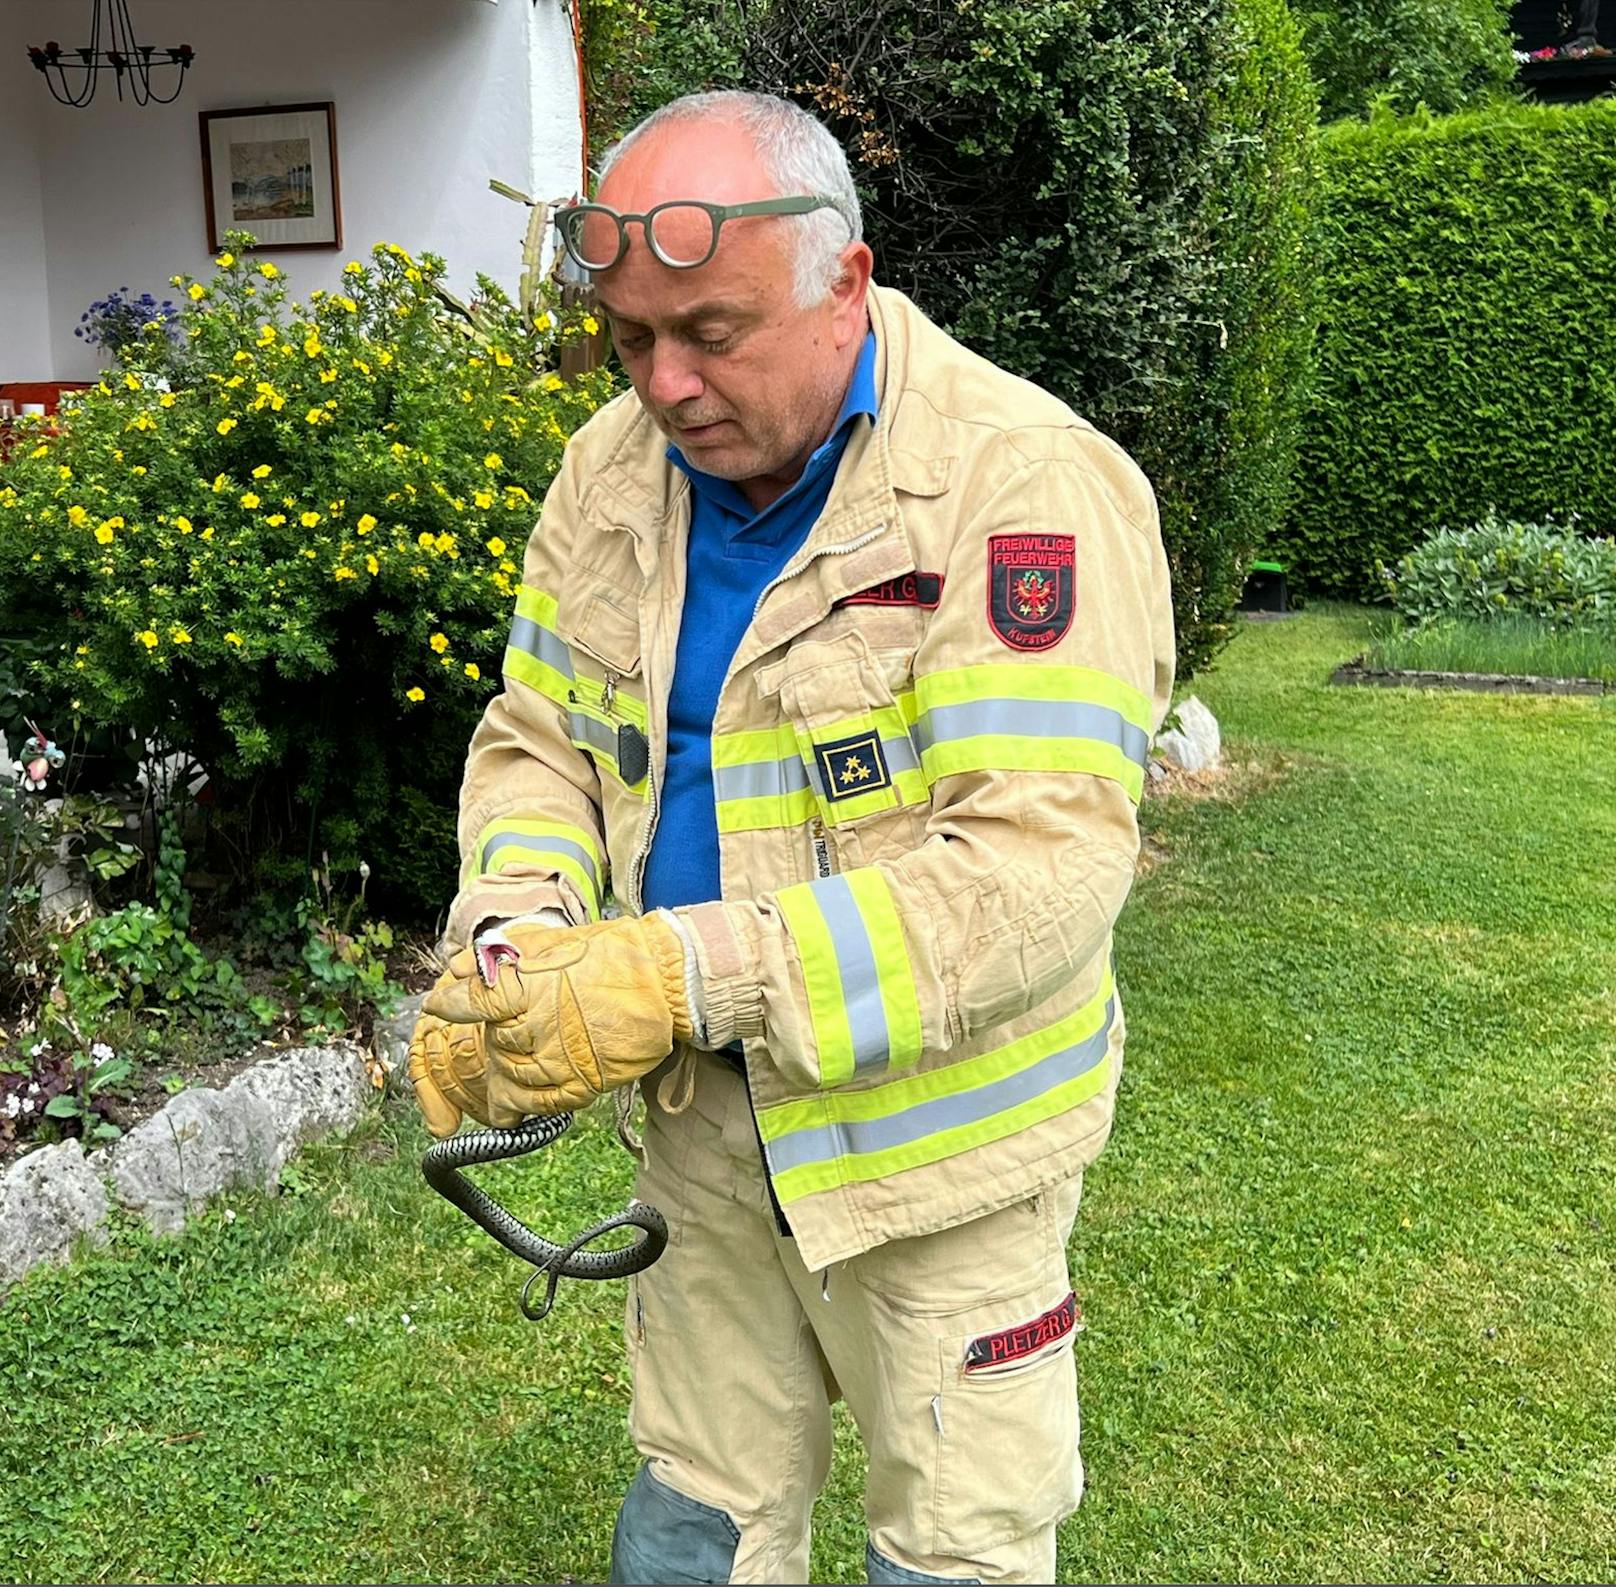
[987,533,1076,652]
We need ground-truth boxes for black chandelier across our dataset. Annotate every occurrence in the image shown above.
[28,1,194,108]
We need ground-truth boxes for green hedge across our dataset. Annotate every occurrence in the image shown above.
[1275,100,1616,596]
[582,0,1320,677]
[1292,0,1517,123]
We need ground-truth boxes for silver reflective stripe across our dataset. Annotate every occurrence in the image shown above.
[712,755,810,803]
[480,831,600,892]
[812,874,891,1076]
[914,699,1148,768]
[764,998,1115,1176]
[569,712,616,758]
[508,613,575,680]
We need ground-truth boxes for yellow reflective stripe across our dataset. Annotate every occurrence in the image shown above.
[478,845,600,918]
[916,664,1151,732]
[758,971,1115,1202]
[514,585,560,626]
[716,788,819,834]
[805,697,918,746]
[472,816,605,918]
[922,736,1145,802]
[819,767,929,827]
[776,881,857,1087]
[573,672,648,730]
[503,646,571,707]
[844,868,922,1074]
[711,724,800,768]
[774,869,922,1087]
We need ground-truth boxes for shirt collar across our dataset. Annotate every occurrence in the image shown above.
[668,329,879,526]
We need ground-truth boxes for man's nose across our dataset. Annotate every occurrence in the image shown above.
[645,342,705,410]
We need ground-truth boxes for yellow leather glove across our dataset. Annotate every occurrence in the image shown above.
[407,1007,499,1138]
[422,914,694,1117]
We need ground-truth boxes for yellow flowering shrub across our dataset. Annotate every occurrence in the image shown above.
[0,230,614,904]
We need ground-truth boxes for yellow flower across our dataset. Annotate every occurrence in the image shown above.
[464,662,481,681]
[212,473,228,493]
[131,413,156,432]
[171,627,192,645]
[217,418,238,435]
[484,452,503,470]
[160,391,177,408]
[406,686,425,702]
[259,262,280,280]
[344,261,363,276]
[188,283,207,301]
[334,566,357,581]
[356,513,378,534]
[390,442,409,459]
[265,513,287,527]
[233,350,252,364]
[252,464,272,479]
[583,314,600,336]
[95,525,116,545]
[439,654,454,668]
[474,491,494,511]
[434,533,456,555]
[365,553,380,575]
[300,511,322,528]
[258,325,277,348]
[240,493,261,509]
[353,358,371,375]
[75,645,89,657]
[124,371,141,391]
[304,334,323,358]
[377,349,393,367]
[418,531,436,550]
[485,536,506,557]
[320,367,338,384]
[429,632,449,653]
[305,407,325,425]
[217,251,236,268]
[405,267,423,284]
[271,395,286,411]
[131,465,148,476]
[138,630,159,649]
[494,349,514,368]
[175,516,194,534]
[225,632,243,646]
[201,526,215,540]
[67,506,89,527]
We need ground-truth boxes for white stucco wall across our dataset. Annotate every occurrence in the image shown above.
[0,41,54,376]
[0,0,582,380]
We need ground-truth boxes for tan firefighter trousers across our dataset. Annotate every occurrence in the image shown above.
[611,1050,1086,1585]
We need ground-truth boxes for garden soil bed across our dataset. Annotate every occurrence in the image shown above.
[1333,656,1612,696]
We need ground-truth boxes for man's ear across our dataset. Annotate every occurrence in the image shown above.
[828,241,875,349]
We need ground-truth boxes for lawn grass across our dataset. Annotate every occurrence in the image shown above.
[1364,612,1616,683]
[1,605,1612,1584]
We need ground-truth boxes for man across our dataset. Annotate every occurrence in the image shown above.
[410,89,1175,1584]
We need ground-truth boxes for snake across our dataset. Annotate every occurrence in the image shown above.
[421,1113,668,1321]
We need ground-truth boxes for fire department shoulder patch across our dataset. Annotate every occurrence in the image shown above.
[988,533,1076,652]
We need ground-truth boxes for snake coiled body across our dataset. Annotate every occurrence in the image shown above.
[422,1113,668,1320]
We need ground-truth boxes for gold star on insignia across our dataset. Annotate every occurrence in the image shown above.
[840,754,872,785]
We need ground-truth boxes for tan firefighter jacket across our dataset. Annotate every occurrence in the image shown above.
[447,284,1176,1271]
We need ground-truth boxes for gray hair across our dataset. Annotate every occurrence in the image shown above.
[597,90,863,307]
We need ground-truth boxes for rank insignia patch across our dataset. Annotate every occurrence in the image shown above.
[988,534,1076,652]
[814,731,891,802]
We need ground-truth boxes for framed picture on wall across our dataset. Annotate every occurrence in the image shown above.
[199,102,342,252]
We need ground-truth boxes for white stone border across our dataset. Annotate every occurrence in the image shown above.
[0,1040,384,1291]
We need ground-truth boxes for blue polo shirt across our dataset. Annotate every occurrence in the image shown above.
[642,332,879,913]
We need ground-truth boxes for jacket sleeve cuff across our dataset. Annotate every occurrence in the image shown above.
[675,902,766,1047]
[443,880,582,955]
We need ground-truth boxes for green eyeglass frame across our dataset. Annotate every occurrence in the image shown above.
[554,194,851,272]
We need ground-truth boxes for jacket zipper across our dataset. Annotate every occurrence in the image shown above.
[750,524,886,622]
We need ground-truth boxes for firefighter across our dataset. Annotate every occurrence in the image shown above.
[411,88,1175,1584]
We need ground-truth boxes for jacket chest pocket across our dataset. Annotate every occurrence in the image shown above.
[758,631,930,870]
[556,585,651,794]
